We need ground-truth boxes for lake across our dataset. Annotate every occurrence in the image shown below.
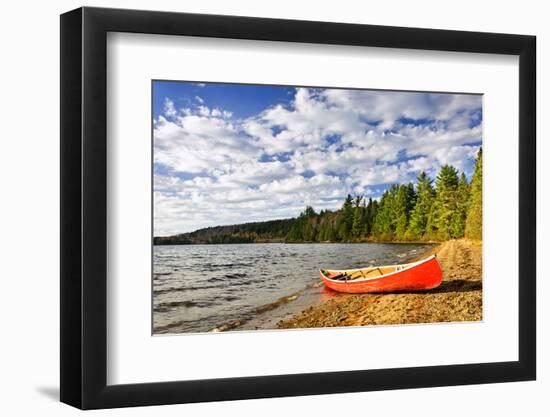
[153,242,432,334]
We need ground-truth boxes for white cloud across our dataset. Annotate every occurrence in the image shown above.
[153,87,482,235]
[432,144,480,174]
[154,113,261,174]
[197,105,210,117]
[163,98,177,118]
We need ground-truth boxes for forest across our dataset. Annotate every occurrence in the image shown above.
[154,148,482,245]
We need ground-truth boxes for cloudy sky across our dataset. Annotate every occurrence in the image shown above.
[153,81,482,236]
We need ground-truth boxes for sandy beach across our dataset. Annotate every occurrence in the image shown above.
[276,239,482,329]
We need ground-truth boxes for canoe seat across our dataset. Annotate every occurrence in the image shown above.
[364,268,383,277]
[349,268,383,280]
[328,265,399,281]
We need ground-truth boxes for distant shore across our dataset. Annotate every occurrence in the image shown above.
[275,239,482,329]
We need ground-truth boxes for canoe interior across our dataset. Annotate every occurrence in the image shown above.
[323,265,403,281]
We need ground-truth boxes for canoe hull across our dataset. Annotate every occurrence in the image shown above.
[320,256,442,293]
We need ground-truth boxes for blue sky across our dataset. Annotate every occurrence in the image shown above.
[153,81,482,236]
[153,81,295,120]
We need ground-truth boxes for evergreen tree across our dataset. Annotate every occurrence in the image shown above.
[407,171,435,239]
[351,196,366,238]
[303,220,315,242]
[373,186,398,240]
[325,215,337,241]
[286,215,305,242]
[465,148,483,240]
[394,185,412,239]
[364,198,378,236]
[406,182,417,210]
[430,165,459,240]
[303,206,317,218]
[286,206,315,242]
[337,194,354,241]
[450,172,470,238]
[317,218,329,241]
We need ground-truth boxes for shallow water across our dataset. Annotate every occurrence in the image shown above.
[153,242,431,334]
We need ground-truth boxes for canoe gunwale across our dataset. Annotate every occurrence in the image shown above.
[320,255,437,283]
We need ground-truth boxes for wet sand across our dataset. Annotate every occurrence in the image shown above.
[276,239,482,329]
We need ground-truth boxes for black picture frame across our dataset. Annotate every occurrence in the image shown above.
[60,6,536,410]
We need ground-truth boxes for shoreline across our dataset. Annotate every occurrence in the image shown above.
[275,239,482,329]
[154,240,441,246]
[209,243,436,333]
[215,242,437,333]
[157,240,481,334]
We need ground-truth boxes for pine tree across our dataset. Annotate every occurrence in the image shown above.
[286,215,304,242]
[325,215,337,241]
[351,196,366,238]
[303,206,317,218]
[373,186,399,240]
[394,185,412,239]
[451,172,470,238]
[430,165,459,240]
[364,198,378,236]
[317,218,329,242]
[407,171,435,239]
[286,206,315,242]
[303,220,314,242]
[372,192,385,238]
[337,194,355,241]
[465,148,483,240]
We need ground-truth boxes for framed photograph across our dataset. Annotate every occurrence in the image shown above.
[60,7,536,409]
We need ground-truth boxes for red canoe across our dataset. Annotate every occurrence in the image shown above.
[320,255,442,293]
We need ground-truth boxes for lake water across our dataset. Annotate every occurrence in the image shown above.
[153,243,432,334]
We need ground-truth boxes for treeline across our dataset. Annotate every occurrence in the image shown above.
[155,149,482,245]
[154,218,294,245]
[286,148,482,242]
